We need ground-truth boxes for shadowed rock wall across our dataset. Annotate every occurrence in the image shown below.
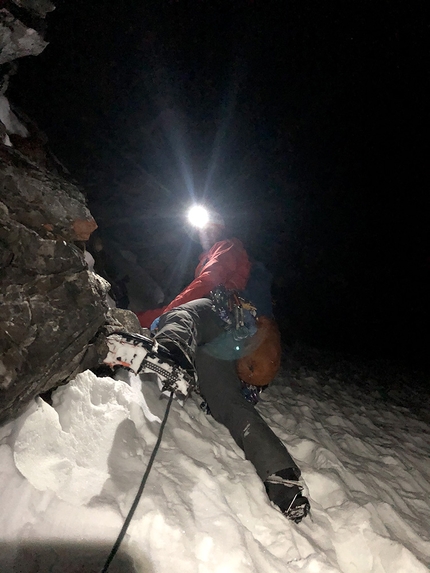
[0,148,109,424]
[0,0,147,425]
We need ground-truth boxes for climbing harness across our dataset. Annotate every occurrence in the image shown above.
[210,285,257,341]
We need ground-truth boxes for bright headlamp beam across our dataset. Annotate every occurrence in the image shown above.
[187,205,209,229]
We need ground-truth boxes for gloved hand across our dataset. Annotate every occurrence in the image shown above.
[150,316,160,333]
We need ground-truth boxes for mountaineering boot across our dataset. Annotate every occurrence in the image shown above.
[264,468,310,523]
[153,334,196,379]
[103,332,196,400]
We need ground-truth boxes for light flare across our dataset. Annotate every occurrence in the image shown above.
[187,205,210,229]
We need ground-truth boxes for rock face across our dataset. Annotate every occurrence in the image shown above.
[0,0,108,424]
[1,0,51,147]
[0,1,51,67]
[0,161,98,241]
[0,0,145,425]
[0,148,110,424]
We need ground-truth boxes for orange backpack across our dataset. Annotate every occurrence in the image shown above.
[236,315,281,387]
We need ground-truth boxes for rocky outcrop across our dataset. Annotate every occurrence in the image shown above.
[1,0,53,145]
[0,0,146,425]
[0,5,49,66]
[0,0,107,424]
[0,147,110,424]
[0,159,98,241]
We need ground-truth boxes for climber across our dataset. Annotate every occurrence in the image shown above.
[134,205,310,522]
[135,207,250,329]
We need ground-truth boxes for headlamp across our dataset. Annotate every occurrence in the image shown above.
[187,205,225,230]
[187,205,210,229]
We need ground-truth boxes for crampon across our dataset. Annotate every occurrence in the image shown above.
[103,332,196,400]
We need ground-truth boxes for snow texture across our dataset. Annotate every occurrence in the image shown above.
[0,94,28,146]
[0,362,429,573]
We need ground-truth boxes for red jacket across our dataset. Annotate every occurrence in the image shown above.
[136,238,251,328]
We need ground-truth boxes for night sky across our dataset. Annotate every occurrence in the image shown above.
[10,0,429,369]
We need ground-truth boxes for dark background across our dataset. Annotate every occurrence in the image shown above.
[10,0,429,368]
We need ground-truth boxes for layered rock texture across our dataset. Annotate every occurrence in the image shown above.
[0,0,144,424]
[0,146,109,424]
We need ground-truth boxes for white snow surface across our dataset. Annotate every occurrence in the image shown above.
[0,94,29,145]
[0,360,429,573]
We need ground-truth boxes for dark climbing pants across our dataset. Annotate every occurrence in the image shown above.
[155,298,299,481]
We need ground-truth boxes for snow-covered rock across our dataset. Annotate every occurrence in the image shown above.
[0,94,28,145]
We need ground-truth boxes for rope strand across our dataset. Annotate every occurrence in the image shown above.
[101,391,174,572]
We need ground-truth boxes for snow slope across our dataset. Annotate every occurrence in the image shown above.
[0,357,429,573]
